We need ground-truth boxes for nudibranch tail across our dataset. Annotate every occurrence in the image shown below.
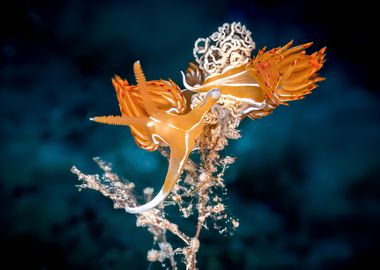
[125,145,188,214]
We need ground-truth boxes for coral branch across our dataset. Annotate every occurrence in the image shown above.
[136,209,191,245]
[71,157,137,209]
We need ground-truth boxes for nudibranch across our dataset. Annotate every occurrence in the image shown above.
[91,61,220,213]
[183,40,326,119]
[183,22,325,120]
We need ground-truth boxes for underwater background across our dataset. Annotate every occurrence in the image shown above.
[1,0,379,269]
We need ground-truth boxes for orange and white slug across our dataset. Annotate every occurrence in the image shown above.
[91,61,220,213]
[183,40,326,119]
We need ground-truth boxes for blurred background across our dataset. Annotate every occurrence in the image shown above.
[1,0,379,269]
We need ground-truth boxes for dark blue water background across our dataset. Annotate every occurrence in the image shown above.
[1,1,379,269]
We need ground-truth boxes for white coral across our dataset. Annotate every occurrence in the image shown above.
[193,22,255,76]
